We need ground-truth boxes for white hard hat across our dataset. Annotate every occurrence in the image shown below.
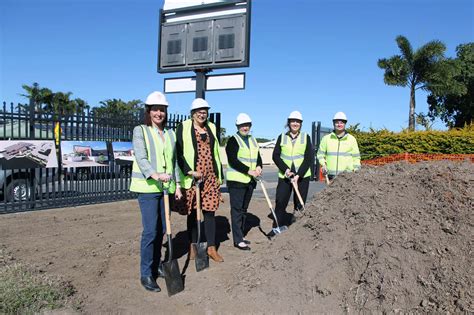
[145,91,168,106]
[235,113,252,125]
[333,111,348,121]
[190,98,210,111]
[288,111,303,121]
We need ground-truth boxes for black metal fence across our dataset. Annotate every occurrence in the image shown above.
[312,121,332,180]
[1,101,221,214]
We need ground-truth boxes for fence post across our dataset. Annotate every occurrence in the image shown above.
[29,97,36,139]
[312,121,322,181]
[28,98,37,208]
[215,112,221,143]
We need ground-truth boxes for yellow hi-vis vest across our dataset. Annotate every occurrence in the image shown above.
[316,132,361,176]
[278,131,311,179]
[130,125,176,193]
[226,134,260,184]
[179,119,222,189]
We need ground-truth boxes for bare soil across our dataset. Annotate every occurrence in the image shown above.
[1,161,472,314]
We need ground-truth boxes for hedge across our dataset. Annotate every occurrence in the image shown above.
[350,125,474,160]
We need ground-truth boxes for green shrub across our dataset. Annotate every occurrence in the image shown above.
[350,125,474,160]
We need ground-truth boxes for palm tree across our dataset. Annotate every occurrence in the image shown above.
[94,98,142,117]
[378,35,446,131]
[20,82,53,112]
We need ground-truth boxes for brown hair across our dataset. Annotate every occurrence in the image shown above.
[144,106,168,127]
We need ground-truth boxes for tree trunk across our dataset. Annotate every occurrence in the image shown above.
[409,84,416,131]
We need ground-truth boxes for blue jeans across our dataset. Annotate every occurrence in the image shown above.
[138,193,166,278]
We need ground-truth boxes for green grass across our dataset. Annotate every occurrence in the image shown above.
[0,250,75,314]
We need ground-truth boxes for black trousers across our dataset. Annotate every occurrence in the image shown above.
[274,177,310,227]
[187,210,216,246]
[229,185,254,245]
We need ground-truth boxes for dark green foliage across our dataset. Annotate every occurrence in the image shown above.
[93,98,142,117]
[427,43,474,128]
[351,125,474,160]
[21,82,89,119]
[256,137,272,143]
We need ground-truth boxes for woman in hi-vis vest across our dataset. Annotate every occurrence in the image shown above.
[130,91,181,293]
[272,111,313,232]
[225,113,263,251]
[175,98,224,262]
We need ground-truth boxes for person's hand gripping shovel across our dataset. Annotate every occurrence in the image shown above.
[192,179,209,272]
[162,187,184,296]
[256,177,288,237]
[290,176,306,219]
[322,164,332,186]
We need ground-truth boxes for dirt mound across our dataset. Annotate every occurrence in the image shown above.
[228,161,473,313]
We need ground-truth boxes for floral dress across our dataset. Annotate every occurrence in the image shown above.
[175,127,221,214]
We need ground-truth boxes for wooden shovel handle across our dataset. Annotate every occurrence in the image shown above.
[195,181,202,221]
[325,174,331,185]
[291,180,305,207]
[164,190,171,236]
[259,180,273,210]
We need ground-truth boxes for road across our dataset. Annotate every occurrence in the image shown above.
[222,164,326,201]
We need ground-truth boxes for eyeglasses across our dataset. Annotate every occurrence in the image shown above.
[194,111,208,117]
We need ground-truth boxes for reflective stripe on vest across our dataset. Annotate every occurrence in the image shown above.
[278,132,311,178]
[179,119,222,189]
[226,134,260,184]
[316,132,360,176]
[129,126,175,193]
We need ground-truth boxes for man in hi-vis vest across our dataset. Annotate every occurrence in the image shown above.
[272,111,313,229]
[317,111,361,180]
[225,113,263,251]
[130,91,179,293]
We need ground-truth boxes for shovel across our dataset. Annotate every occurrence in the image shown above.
[257,178,288,235]
[192,180,209,272]
[291,178,306,213]
[325,174,332,186]
[162,189,184,296]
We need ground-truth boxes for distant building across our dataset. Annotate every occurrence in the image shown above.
[258,140,276,149]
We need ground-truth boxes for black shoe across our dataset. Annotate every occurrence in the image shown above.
[243,239,251,245]
[157,263,165,278]
[290,214,297,224]
[234,242,251,251]
[140,276,161,292]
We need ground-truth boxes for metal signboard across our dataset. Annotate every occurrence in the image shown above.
[158,0,251,73]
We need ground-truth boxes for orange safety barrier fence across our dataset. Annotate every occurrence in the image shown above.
[362,153,474,166]
[317,153,474,181]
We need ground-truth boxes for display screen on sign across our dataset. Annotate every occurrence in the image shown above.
[158,0,250,73]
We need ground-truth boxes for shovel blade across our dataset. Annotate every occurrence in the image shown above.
[192,242,209,272]
[163,259,184,297]
[273,225,288,234]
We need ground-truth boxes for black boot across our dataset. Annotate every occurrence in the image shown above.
[157,262,165,278]
[140,276,161,292]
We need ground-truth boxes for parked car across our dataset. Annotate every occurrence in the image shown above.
[0,166,59,202]
[63,163,132,180]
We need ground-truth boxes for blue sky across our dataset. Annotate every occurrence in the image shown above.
[1,0,472,139]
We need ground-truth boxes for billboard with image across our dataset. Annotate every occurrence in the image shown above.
[111,142,134,165]
[0,140,58,169]
[61,141,109,168]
